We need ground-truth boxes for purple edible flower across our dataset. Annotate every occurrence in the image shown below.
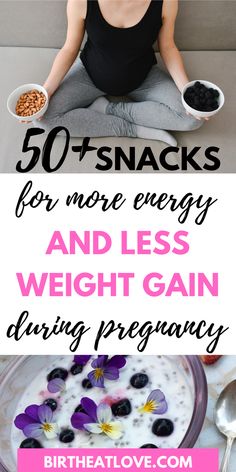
[71,399,123,440]
[71,397,98,430]
[87,355,126,388]
[47,378,66,394]
[84,403,123,440]
[139,389,168,415]
[74,355,91,366]
[14,404,58,439]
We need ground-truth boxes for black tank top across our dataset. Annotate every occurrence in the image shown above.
[80,0,163,96]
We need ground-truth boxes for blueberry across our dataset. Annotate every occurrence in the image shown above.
[186,99,193,107]
[208,89,215,98]
[183,93,190,102]
[130,373,149,389]
[140,444,158,448]
[70,364,83,375]
[194,81,201,89]
[74,403,86,413]
[82,378,93,389]
[187,86,195,94]
[152,419,174,437]
[111,399,132,417]
[20,438,43,448]
[47,368,68,382]
[43,398,58,412]
[212,101,219,110]
[59,429,75,443]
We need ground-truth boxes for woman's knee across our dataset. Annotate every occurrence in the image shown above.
[34,115,56,133]
[182,113,204,131]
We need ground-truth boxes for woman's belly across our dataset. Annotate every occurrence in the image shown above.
[80,46,156,96]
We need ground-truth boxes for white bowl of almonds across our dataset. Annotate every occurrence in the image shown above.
[7,83,48,122]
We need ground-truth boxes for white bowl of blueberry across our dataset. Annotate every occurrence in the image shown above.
[182,80,225,118]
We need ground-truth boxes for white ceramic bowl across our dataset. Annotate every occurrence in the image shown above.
[7,83,48,122]
[182,80,225,119]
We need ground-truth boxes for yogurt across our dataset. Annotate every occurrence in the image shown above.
[11,355,193,454]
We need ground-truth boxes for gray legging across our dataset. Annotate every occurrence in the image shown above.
[40,58,202,137]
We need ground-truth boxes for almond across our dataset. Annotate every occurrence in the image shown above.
[15,89,46,116]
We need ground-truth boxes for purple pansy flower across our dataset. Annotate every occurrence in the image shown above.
[14,404,58,439]
[84,403,123,440]
[47,378,66,394]
[87,355,126,388]
[74,355,91,366]
[71,397,98,430]
[71,399,123,440]
[139,389,168,415]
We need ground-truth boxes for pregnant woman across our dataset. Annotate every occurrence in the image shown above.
[40,0,203,145]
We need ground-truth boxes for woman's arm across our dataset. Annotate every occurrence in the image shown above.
[43,0,86,97]
[158,0,189,93]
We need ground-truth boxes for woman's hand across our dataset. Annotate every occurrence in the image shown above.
[20,116,44,124]
[186,111,210,122]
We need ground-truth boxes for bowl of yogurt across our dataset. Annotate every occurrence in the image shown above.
[0,355,207,472]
